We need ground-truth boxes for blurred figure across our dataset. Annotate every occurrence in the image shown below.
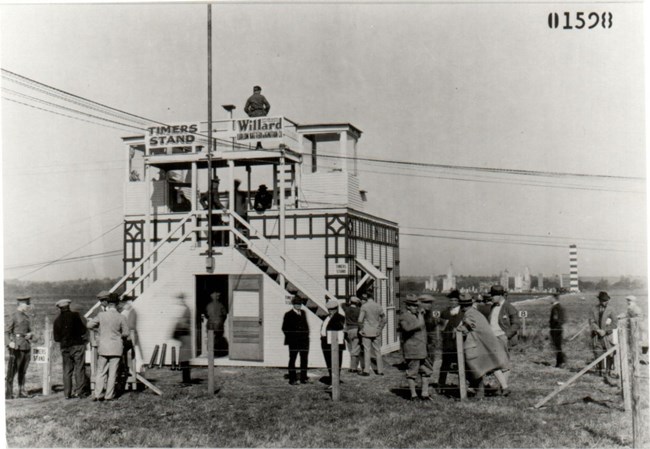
[172,293,192,384]
[457,293,510,398]
[588,291,617,382]
[437,289,463,392]
[253,184,273,212]
[342,296,363,373]
[399,297,433,401]
[87,295,129,401]
[620,295,648,364]
[53,299,88,399]
[5,296,34,399]
[282,297,310,385]
[549,292,567,368]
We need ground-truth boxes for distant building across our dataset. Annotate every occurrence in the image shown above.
[500,270,509,290]
[424,274,437,291]
[523,266,531,291]
[442,263,456,292]
[538,273,544,290]
[514,272,523,291]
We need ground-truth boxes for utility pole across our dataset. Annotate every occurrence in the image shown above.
[206,3,214,272]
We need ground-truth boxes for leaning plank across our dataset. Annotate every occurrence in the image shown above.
[534,345,617,409]
[135,373,163,396]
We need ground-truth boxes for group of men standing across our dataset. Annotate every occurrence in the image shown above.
[281,293,387,386]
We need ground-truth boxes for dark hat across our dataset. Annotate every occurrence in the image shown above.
[16,296,31,305]
[446,289,460,299]
[253,85,261,91]
[597,291,610,301]
[490,285,506,296]
[417,294,435,303]
[458,292,474,306]
[97,290,111,300]
[258,184,268,190]
[106,295,120,305]
[56,299,72,308]
[404,297,420,307]
[291,296,303,305]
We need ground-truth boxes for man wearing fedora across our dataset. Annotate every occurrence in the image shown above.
[53,299,88,399]
[486,285,520,384]
[399,296,434,401]
[589,291,617,381]
[5,296,34,399]
[320,299,346,385]
[87,294,129,401]
[281,297,311,385]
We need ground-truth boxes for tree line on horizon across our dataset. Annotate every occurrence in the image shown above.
[4,278,120,298]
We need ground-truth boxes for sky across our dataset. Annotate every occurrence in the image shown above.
[0,1,647,281]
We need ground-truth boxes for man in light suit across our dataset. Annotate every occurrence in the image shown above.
[87,295,129,401]
[358,294,387,376]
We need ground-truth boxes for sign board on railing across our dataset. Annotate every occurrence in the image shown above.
[235,117,283,141]
[146,123,200,154]
[31,347,48,364]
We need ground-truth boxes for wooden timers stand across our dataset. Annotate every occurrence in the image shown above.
[534,318,643,448]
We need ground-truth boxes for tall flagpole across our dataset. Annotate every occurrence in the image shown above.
[206,3,214,268]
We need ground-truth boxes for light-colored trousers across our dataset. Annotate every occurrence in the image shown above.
[362,335,383,374]
[95,355,121,400]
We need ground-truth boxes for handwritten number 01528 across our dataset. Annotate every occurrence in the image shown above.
[548,12,613,29]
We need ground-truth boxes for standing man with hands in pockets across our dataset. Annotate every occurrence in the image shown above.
[358,293,387,376]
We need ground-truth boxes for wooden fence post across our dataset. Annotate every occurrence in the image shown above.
[617,319,631,411]
[521,317,526,339]
[330,330,340,402]
[455,331,467,401]
[43,317,52,396]
[629,318,640,448]
[207,329,215,395]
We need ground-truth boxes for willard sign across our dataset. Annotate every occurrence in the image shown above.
[236,117,283,141]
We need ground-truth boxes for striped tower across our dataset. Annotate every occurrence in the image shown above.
[569,244,579,292]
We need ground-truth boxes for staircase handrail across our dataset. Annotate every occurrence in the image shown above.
[228,210,337,309]
[85,211,195,318]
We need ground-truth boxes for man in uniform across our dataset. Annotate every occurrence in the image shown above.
[244,85,271,117]
[5,296,33,399]
[549,291,567,368]
[281,297,310,385]
[53,298,88,399]
[398,297,433,401]
[589,291,617,382]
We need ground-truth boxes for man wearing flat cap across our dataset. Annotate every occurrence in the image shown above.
[588,291,617,381]
[5,296,34,399]
[53,299,88,399]
[320,299,346,385]
[399,297,434,400]
[281,297,310,385]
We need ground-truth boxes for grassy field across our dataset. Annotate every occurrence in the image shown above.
[3,291,649,448]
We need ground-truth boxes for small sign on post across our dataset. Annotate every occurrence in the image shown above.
[519,310,528,338]
[31,347,49,364]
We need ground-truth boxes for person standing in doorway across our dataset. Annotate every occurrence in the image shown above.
[282,297,310,385]
[549,291,567,368]
[87,295,129,401]
[358,294,387,376]
[53,299,88,399]
[206,291,229,357]
[5,296,33,399]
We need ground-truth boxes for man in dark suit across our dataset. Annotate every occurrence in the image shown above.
[549,291,567,368]
[53,298,88,399]
[589,291,617,381]
[282,297,310,385]
[320,299,346,386]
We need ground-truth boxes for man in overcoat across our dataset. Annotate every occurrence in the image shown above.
[341,296,363,373]
[588,291,617,380]
[53,298,88,399]
[457,293,510,397]
[398,297,433,401]
[437,289,463,392]
[87,295,129,401]
[549,291,567,368]
[320,299,346,385]
[282,297,310,385]
[5,296,33,399]
[487,285,520,384]
[358,294,386,376]
[418,294,441,373]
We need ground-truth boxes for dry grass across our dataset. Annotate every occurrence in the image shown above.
[4,291,649,448]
